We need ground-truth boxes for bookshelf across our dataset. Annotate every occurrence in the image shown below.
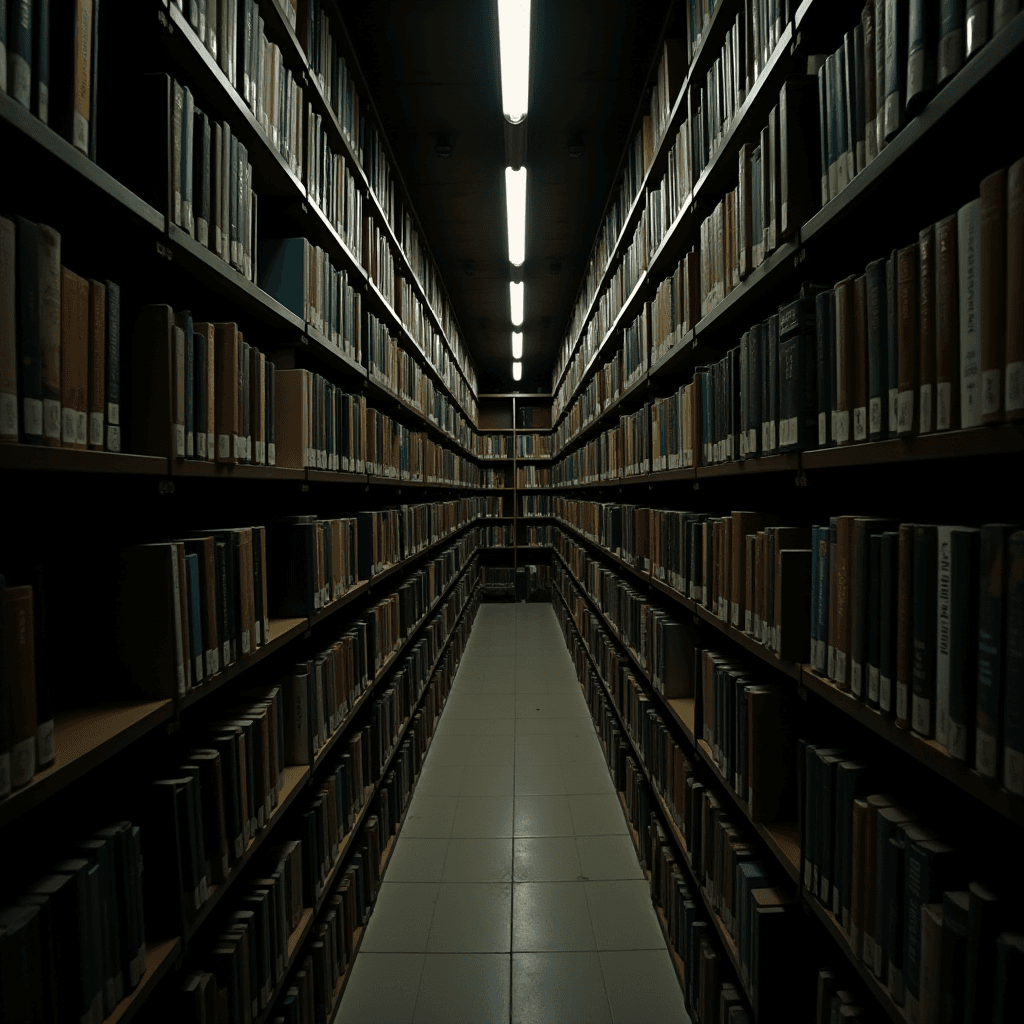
[541,2,1024,1022]
[0,2,497,1023]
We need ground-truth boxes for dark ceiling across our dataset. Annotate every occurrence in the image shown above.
[344,0,673,395]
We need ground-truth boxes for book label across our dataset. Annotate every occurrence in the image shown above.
[819,412,827,445]
[983,368,1001,417]
[44,398,60,440]
[898,388,915,434]
[920,384,933,433]
[195,654,202,682]
[976,729,997,776]
[1007,363,1024,414]
[219,434,230,458]
[870,397,882,436]
[897,682,908,722]
[868,666,880,703]
[90,412,104,447]
[936,382,951,430]
[107,425,120,452]
[852,661,863,697]
[1,394,16,438]
[912,695,930,734]
[836,410,850,443]
[197,432,207,459]
[36,719,55,768]
[62,407,77,444]
[11,735,35,789]
[889,387,898,432]
[205,650,216,676]
[175,424,185,457]
[854,407,867,441]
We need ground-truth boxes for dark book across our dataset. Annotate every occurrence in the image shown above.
[965,0,990,59]
[965,882,1002,1024]
[833,760,870,927]
[778,296,818,450]
[195,108,211,248]
[853,274,869,441]
[14,216,43,443]
[873,805,915,980]
[940,890,970,1024]
[8,0,32,109]
[853,23,866,173]
[93,820,145,990]
[88,0,99,161]
[902,829,959,1022]
[911,525,939,737]
[897,244,919,435]
[884,0,909,140]
[938,1,966,84]
[935,214,959,430]
[886,251,899,436]
[779,75,821,238]
[994,932,1024,1023]
[53,857,104,1023]
[77,834,121,1014]
[1006,531,1024,794]
[29,567,55,769]
[866,259,887,440]
[906,0,938,117]
[0,904,43,1024]
[884,833,907,1003]
[815,289,833,447]
[977,524,1019,778]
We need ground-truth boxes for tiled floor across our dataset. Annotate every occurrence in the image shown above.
[335,602,691,1024]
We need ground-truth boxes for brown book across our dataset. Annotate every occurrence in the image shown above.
[897,244,919,435]
[833,516,859,691]
[770,526,811,652]
[861,794,898,968]
[835,276,855,444]
[213,323,241,463]
[59,267,89,450]
[895,523,915,729]
[240,529,256,658]
[175,542,193,691]
[38,225,62,446]
[3,585,37,789]
[1006,157,1024,421]
[853,274,869,442]
[738,143,754,278]
[746,685,793,820]
[87,280,106,449]
[849,797,869,957]
[758,530,770,643]
[719,516,732,621]
[935,215,959,431]
[733,516,765,626]
[919,225,936,434]
[684,249,700,332]
[193,322,217,461]
[0,216,16,443]
[980,168,1007,423]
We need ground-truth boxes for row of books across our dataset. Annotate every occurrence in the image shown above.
[552,498,650,574]
[180,837,306,1024]
[516,465,549,488]
[594,206,649,353]
[260,589,480,1024]
[362,213,396,310]
[809,518,1024,792]
[815,966,883,1024]
[515,432,551,458]
[481,566,516,590]
[306,103,365,260]
[2,0,101,158]
[554,532,697,700]
[521,525,553,547]
[520,493,552,517]
[168,77,257,283]
[649,254,700,368]
[553,585,760,1024]
[0,216,121,450]
[477,433,513,458]
[551,404,651,484]
[554,309,649,450]
[279,535,478,764]
[801,736,1023,1023]
[144,684,288,938]
[480,467,508,488]
[818,2,1023,210]
[479,525,513,548]
[0,818,147,1024]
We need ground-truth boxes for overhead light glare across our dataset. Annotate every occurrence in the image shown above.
[510,281,524,326]
[506,166,527,267]
[512,361,522,381]
[512,331,523,359]
[498,0,531,122]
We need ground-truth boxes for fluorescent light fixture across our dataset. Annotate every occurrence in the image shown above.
[497,0,531,122]
[512,331,523,359]
[506,166,527,266]
[510,281,524,326]
[513,361,522,381]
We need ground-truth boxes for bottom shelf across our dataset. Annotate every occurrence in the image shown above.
[107,937,181,1024]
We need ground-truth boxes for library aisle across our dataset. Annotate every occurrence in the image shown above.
[334,602,691,1024]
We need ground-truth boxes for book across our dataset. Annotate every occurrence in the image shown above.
[0,216,16,442]
[1006,530,1024,794]
[49,0,93,155]
[958,197,983,427]
[897,244,918,435]
[939,1,966,84]
[940,891,970,1024]
[1007,157,1024,420]
[906,0,938,116]
[980,167,1007,423]
[896,522,915,728]
[38,223,60,446]
[884,0,909,141]
[918,225,936,433]
[87,280,105,449]
[935,214,959,430]
[2,583,36,789]
[911,525,938,737]
[965,0,990,59]
[60,265,89,450]
[852,274,869,441]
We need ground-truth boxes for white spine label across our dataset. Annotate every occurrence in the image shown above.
[1006,362,1023,413]
[836,410,850,443]
[819,411,827,446]
[44,398,61,439]
[868,666,880,703]
[90,411,104,447]
[869,396,882,436]
[982,368,1001,416]
[936,382,952,430]
[888,387,898,433]
[912,695,930,735]
[853,407,867,441]
[62,407,76,443]
[1,393,18,438]
[919,383,933,433]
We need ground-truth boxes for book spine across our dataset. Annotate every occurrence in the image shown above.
[38,224,61,446]
[87,280,105,449]
[896,523,914,728]
[947,527,981,763]
[104,280,120,451]
[0,217,17,442]
[875,0,888,154]
[1004,530,1024,794]
[9,0,31,108]
[965,0,990,59]
[935,214,958,430]
[897,244,918,435]
[938,0,965,84]
[911,525,938,737]
[884,0,908,141]
[866,259,886,440]
[918,224,936,434]
[864,2,878,165]
[958,198,983,427]
[979,168,1007,423]
[1007,157,1024,420]
[976,524,1011,778]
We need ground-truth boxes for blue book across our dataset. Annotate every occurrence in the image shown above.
[181,86,194,235]
[9,0,31,109]
[184,552,203,686]
[257,237,307,320]
[866,259,887,440]
[737,860,770,980]
[34,0,50,123]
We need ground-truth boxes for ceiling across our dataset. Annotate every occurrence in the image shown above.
[344,0,673,394]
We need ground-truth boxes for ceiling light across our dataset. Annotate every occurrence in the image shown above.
[510,281,524,326]
[512,331,523,358]
[497,0,531,123]
[506,166,527,266]
[513,360,522,381]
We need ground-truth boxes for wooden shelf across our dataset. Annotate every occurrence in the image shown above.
[0,700,172,828]
[800,668,1024,827]
[104,937,182,1024]
[0,444,168,476]
[307,582,371,628]
[168,459,307,481]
